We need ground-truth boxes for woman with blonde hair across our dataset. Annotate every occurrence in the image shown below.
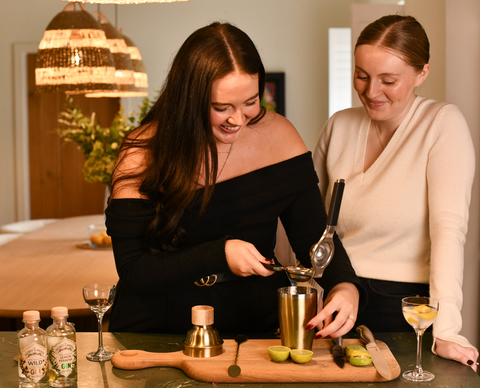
[314,14,478,368]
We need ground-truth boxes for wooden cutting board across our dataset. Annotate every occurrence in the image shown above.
[111,338,401,383]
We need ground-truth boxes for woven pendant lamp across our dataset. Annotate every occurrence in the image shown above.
[121,32,148,94]
[63,0,189,4]
[86,13,145,97]
[35,3,117,94]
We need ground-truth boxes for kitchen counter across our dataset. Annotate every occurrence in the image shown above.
[0,331,478,387]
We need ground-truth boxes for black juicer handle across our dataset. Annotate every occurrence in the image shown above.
[327,179,345,227]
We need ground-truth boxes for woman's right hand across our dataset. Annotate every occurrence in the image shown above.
[225,239,275,277]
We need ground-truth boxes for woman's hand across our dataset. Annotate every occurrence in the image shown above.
[435,338,479,372]
[225,239,275,277]
[306,282,359,339]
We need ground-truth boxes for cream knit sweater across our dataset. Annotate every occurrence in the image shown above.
[313,96,476,350]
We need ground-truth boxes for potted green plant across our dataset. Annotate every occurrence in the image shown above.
[56,97,152,185]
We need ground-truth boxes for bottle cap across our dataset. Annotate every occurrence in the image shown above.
[23,310,40,321]
[51,306,68,317]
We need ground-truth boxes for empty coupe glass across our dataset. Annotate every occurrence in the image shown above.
[82,283,116,361]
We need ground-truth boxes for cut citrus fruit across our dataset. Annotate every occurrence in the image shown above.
[345,345,371,358]
[407,316,419,325]
[419,311,438,321]
[349,355,373,366]
[406,305,438,322]
[412,304,432,313]
[268,346,291,362]
[290,349,314,364]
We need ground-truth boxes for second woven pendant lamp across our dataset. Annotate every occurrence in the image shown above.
[86,13,147,97]
[121,32,148,95]
[35,3,117,94]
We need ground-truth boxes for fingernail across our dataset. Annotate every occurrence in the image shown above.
[467,360,474,365]
[305,324,314,330]
[315,333,323,339]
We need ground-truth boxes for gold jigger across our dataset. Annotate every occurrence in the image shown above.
[183,305,224,358]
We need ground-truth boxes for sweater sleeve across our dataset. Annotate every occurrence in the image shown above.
[426,104,477,352]
[105,199,231,294]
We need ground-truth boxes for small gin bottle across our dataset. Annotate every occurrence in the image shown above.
[18,310,49,387]
[46,307,77,387]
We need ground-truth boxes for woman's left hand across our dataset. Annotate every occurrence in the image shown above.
[306,282,359,339]
[436,338,479,372]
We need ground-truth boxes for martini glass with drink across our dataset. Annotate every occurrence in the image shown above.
[401,295,439,382]
[82,283,116,361]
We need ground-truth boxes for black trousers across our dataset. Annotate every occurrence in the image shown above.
[352,277,430,333]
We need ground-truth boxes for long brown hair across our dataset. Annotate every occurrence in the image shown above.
[355,15,430,72]
[111,22,266,251]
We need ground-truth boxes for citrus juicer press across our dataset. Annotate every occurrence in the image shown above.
[310,179,345,278]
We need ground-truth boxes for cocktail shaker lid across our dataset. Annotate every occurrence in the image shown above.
[191,305,214,326]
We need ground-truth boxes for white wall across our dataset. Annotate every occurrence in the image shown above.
[446,0,480,352]
[405,0,446,102]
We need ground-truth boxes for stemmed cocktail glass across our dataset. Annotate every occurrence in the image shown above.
[82,283,116,361]
[402,296,439,382]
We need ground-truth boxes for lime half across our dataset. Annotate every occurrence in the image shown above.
[349,355,373,366]
[268,346,291,362]
[290,349,314,364]
[345,345,371,358]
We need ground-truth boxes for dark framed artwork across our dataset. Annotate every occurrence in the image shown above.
[262,72,285,117]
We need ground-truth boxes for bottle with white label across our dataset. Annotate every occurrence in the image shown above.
[18,310,49,387]
[46,306,77,387]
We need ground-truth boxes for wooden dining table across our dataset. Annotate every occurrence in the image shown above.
[0,215,118,321]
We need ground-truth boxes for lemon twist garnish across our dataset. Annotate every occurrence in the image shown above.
[407,316,419,324]
[412,304,432,313]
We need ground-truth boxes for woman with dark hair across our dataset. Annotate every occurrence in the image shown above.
[314,15,479,368]
[106,22,363,337]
